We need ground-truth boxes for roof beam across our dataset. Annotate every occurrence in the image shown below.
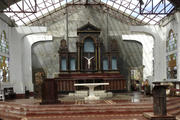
[1,0,37,13]
[139,0,174,14]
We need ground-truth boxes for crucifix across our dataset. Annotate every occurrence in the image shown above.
[84,56,94,69]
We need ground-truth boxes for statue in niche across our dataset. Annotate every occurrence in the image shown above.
[60,39,68,52]
[84,56,94,69]
[61,40,66,47]
[110,39,119,51]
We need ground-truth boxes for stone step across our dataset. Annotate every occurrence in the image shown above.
[0,101,153,120]
[6,114,147,120]
[0,104,153,115]
[0,112,23,120]
[167,97,180,104]
[177,115,180,120]
[0,97,179,120]
[25,109,153,117]
[169,109,180,116]
[167,100,180,116]
[0,101,153,109]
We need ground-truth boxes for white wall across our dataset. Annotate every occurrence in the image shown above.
[130,25,165,82]
[23,34,52,92]
[129,11,180,83]
[122,34,154,81]
[9,27,51,94]
[0,14,53,94]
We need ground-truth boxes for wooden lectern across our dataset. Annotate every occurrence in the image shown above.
[41,78,59,104]
[143,83,175,120]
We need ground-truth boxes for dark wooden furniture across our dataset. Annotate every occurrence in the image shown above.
[4,87,16,100]
[41,79,58,104]
[56,72,126,93]
[153,85,167,116]
[144,84,175,120]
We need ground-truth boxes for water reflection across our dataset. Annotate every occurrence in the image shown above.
[131,92,140,103]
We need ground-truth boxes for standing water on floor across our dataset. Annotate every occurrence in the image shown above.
[131,92,141,102]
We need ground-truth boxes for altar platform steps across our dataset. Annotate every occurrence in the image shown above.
[0,102,153,115]
[167,98,180,119]
[0,97,180,120]
[0,99,152,120]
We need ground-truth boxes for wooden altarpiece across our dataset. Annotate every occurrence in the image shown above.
[56,22,127,93]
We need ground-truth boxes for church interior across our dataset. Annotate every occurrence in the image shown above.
[0,0,180,120]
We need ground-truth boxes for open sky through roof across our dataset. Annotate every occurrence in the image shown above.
[4,0,174,26]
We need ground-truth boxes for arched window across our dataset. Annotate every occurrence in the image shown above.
[1,31,9,54]
[0,31,9,82]
[166,30,177,79]
[167,30,176,52]
[0,56,9,82]
[84,37,94,53]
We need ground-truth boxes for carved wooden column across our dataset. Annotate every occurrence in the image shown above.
[80,43,84,71]
[98,43,101,71]
[95,43,98,71]
[76,42,81,71]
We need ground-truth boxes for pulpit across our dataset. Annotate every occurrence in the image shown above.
[143,83,176,120]
[41,79,59,104]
